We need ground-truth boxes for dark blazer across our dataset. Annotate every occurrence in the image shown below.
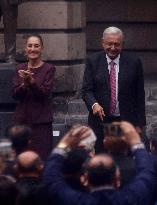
[42,149,155,205]
[13,62,55,124]
[82,51,146,128]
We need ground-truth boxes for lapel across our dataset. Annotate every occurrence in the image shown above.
[99,52,110,90]
[118,53,127,92]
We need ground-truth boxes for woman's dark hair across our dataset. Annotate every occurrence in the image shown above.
[26,34,44,47]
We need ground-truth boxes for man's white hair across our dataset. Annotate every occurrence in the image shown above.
[79,129,96,152]
[103,26,124,39]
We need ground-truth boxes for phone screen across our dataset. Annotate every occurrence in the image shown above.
[103,123,123,137]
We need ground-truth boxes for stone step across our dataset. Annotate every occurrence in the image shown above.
[66,114,88,125]
[53,113,88,125]
[53,98,88,115]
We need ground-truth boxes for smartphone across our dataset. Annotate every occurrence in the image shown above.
[103,123,123,137]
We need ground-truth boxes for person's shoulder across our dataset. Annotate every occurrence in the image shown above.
[43,62,56,71]
[121,52,141,62]
[87,51,105,61]
[16,63,27,70]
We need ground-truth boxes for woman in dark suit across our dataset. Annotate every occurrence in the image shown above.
[13,34,55,160]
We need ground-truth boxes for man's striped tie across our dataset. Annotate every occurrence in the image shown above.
[109,61,116,114]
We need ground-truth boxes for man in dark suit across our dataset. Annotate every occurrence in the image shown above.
[82,26,146,152]
[0,0,21,63]
[42,123,155,205]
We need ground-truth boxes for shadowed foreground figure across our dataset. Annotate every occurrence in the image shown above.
[0,175,17,205]
[43,123,155,205]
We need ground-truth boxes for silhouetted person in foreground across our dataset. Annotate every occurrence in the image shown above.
[0,175,17,205]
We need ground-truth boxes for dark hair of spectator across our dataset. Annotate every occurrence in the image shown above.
[63,148,89,175]
[86,160,117,186]
[63,148,89,191]
[6,125,32,155]
[26,34,44,47]
[0,175,17,205]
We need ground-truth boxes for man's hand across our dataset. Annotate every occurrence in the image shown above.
[57,125,91,150]
[120,121,141,146]
[93,103,105,121]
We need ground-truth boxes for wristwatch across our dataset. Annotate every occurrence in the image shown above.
[131,143,145,152]
[52,143,71,156]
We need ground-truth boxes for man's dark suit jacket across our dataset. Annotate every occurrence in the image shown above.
[82,51,146,128]
[42,148,155,205]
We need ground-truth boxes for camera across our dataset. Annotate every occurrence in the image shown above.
[103,122,123,137]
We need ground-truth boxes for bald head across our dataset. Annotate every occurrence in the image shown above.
[86,154,117,187]
[89,154,114,168]
[18,151,39,166]
[16,151,43,175]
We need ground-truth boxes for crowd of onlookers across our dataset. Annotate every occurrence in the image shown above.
[0,122,157,205]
